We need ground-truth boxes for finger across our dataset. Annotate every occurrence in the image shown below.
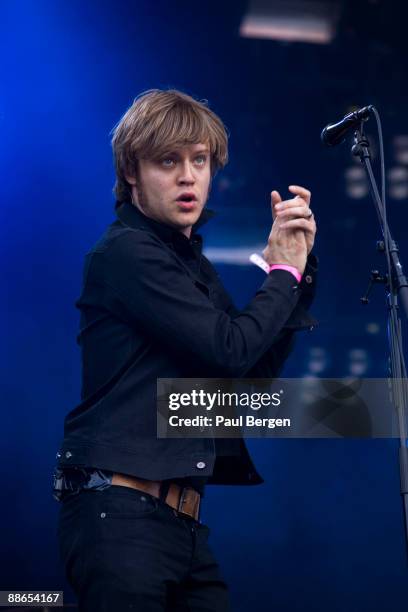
[275,197,308,211]
[276,205,311,220]
[279,218,315,231]
[288,185,311,205]
[271,190,282,205]
[271,190,282,219]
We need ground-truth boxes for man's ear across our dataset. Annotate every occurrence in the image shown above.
[125,174,137,186]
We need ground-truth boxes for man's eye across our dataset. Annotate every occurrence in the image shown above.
[161,158,175,167]
[195,155,207,166]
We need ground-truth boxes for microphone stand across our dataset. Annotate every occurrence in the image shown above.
[351,115,408,557]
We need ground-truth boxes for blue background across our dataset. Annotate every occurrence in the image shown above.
[1,0,408,609]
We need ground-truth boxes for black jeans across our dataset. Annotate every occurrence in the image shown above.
[57,485,230,611]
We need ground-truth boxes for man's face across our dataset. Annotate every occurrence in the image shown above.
[126,143,211,238]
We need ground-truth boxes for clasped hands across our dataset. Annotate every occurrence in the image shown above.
[262,185,317,275]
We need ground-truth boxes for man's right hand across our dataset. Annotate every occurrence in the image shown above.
[262,187,315,274]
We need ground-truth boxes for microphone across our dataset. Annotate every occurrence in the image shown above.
[321,105,374,147]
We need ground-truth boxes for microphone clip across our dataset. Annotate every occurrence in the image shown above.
[352,133,371,161]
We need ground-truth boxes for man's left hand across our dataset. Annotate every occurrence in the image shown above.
[273,185,316,255]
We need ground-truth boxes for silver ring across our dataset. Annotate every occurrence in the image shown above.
[307,209,313,218]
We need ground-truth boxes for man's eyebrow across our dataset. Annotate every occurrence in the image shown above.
[159,148,210,157]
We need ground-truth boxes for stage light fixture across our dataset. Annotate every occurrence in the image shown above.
[240,0,341,44]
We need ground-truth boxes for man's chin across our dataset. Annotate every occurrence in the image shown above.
[173,210,202,226]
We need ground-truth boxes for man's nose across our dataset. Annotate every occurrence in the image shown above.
[177,161,195,184]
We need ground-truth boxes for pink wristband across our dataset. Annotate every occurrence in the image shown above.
[269,264,302,283]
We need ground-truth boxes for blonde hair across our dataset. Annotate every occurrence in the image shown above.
[111,89,229,203]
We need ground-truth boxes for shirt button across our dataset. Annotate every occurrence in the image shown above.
[100,512,106,519]
[65,451,72,459]
[196,461,206,469]
[305,275,313,284]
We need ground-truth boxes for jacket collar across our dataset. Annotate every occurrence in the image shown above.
[115,200,215,245]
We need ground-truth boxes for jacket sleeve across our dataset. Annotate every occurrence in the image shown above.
[89,229,309,377]
[222,254,318,378]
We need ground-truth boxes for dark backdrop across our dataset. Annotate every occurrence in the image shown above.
[1,1,407,610]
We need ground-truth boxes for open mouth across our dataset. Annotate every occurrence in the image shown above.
[176,193,197,209]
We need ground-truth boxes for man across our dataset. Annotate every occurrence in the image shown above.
[54,88,317,611]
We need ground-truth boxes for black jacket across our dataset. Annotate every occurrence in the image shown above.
[56,201,317,485]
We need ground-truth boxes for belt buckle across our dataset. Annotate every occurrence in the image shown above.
[177,486,199,519]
